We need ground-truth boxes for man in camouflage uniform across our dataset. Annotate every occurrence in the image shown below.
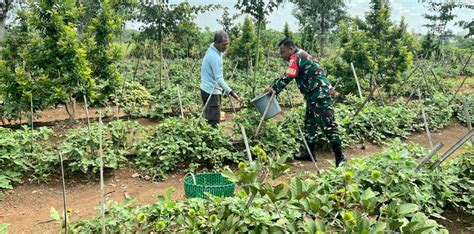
[265,38,347,167]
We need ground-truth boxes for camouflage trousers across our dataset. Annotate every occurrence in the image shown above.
[304,99,342,145]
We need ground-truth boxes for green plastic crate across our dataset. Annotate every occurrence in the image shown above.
[184,172,235,198]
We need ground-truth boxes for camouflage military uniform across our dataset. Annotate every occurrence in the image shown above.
[270,49,345,165]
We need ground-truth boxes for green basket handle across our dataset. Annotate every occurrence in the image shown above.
[185,172,196,185]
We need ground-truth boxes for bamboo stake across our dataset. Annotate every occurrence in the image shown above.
[176,85,184,118]
[83,94,91,131]
[350,62,363,98]
[228,97,252,162]
[417,88,433,148]
[462,98,473,145]
[98,113,106,234]
[415,142,443,172]
[59,151,68,233]
[29,94,34,152]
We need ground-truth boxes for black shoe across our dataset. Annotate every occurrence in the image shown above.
[332,142,347,167]
[335,156,347,167]
[294,151,313,161]
[294,143,316,161]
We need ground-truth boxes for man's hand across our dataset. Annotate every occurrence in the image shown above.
[329,88,339,97]
[264,86,275,94]
[230,91,241,102]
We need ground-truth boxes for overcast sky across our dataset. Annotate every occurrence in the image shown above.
[138,0,473,35]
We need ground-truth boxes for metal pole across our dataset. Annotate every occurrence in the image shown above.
[417,88,433,148]
[350,62,363,99]
[254,92,276,137]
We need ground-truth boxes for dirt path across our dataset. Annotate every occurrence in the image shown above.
[0,123,471,233]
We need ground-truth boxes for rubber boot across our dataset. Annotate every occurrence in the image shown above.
[294,143,316,161]
[331,142,347,167]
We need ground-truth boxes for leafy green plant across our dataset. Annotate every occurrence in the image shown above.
[70,142,461,233]
[134,117,241,180]
[0,126,54,188]
[59,122,129,174]
[232,108,302,159]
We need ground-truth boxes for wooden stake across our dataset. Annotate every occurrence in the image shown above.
[417,88,433,148]
[98,113,106,234]
[462,97,473,145]
[29,94,34,152]
[176,85,184,118]
[83,94,91,132]
[350,62,363,99]
[59,152,68,233]
[415,142,443,172]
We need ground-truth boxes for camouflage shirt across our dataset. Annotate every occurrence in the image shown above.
[270,49,333,103]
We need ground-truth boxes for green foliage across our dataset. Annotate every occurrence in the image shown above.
[454,93,474,124]
[69,142,471,233]
[82,0,124,104]
[228,16,260,69]
[337,1,414,94]
[117,81,154,117]
[420,33,441,58]
[133,118,241,180]
[58,120,143,174]
[136,1,217,42]
[0,126,54,188]
[0,0,125,120]
[283,21,293,40]
[422,1,460,41]
[443,145,474,218]
[216,6,241,40]
[0,223,9,234]
[291,0,346,55]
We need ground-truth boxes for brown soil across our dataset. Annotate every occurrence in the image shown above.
[0,120,472,233]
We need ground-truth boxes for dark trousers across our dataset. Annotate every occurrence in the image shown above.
[201,89,221,127]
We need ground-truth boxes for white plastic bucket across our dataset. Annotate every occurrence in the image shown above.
[250,92,281,120]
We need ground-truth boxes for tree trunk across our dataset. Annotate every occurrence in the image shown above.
[64,96,76,122]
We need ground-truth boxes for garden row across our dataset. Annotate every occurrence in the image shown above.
[1,92,472,193]
[64,141,474,233]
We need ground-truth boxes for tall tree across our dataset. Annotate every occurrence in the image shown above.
[136,1,217,90]
[421,0,459,41]
[235,0,284,96]
[338,0,414,94]
[291,0,346,56]
[216,6,241,40]
[283,21,293,40]
[0,0,12,39]
[229,16,258,69]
